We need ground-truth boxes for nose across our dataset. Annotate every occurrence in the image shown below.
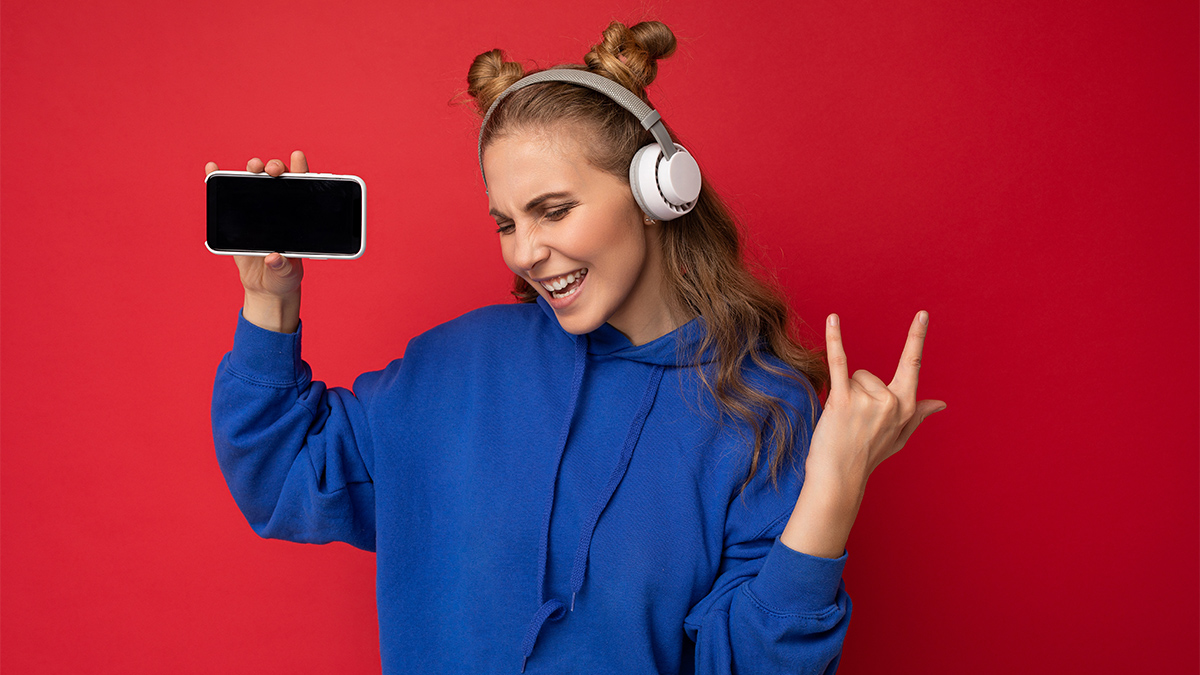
[507,219,551,272]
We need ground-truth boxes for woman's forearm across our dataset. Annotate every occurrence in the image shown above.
[779,471,863,559]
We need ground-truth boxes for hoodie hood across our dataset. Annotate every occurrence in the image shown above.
[536,296,715,367]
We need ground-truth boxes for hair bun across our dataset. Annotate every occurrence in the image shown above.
[583,21,677,98]
[467,49,527,116]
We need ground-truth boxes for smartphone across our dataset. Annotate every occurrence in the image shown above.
[205,171,366,259]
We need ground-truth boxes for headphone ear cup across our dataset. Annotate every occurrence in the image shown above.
[658,146,701,205]
[629,143,701,221]
[629,144,661,220]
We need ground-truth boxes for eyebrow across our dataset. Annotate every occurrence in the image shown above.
[488,191,574,219]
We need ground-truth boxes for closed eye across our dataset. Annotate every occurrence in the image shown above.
[493,202,576,234]
[543,204,575,222]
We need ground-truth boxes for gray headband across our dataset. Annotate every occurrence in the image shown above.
[477,68,677,190]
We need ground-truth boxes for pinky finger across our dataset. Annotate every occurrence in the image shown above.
[826,313,849,398]
[205,161,218,176]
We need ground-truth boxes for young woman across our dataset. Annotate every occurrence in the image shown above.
[207,20,945,675]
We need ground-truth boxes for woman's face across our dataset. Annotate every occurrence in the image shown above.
[483,125,676,345]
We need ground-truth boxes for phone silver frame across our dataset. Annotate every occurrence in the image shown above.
[204,170,367,260]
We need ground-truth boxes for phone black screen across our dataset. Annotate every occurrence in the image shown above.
[206,174,364,256]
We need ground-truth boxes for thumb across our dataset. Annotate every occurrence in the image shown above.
[921,400,948,417]
[894,399,947,448]
[265,252,294,276]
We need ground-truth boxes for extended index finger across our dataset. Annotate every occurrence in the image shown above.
[889,310,929,398]
[826,314,848,397]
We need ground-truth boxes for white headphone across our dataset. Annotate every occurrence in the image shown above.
[478,69,702,222]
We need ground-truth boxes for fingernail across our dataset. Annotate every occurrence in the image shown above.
[919,311,929,326]
[267,255,284,270]
[933,405,947,414]
[829,314,839,327]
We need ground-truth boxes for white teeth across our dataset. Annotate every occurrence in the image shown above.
[539,268,588,296]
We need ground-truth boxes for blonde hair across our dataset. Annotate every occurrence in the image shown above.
[467,21,829,493]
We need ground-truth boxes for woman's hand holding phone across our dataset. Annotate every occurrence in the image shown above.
[204,150,309,333]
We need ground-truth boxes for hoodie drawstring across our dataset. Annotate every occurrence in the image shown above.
[521,336,587,673]
[519,335,666,672]
[567,364,663,610]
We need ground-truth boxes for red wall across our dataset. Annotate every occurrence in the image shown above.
[3,1,1196,673]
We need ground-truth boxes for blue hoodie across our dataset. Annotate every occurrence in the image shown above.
[212,298,851,674]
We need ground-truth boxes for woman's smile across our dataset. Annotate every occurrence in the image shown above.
[538,267,588,305]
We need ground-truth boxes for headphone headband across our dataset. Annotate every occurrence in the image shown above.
[477,69,677,189]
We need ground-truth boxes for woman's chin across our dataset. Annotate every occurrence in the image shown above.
[542,275,604,334]
[552,311,604,336]
[547,298,605,335]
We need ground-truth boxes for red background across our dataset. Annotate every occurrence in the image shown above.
[3,0,1197,672]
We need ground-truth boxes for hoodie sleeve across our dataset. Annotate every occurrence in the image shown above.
[683,370,852,674]
[683,511,852,674]
[211,312,381,552]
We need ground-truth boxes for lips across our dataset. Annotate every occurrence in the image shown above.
[539,268,588,299]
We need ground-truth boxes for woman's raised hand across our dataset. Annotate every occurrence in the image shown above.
[805,312,947,494]
[204,150,309,333]
[780,311,946,558]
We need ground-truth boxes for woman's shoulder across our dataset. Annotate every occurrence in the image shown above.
[404,301,560,358]
[357,302,558,392]
[731,350,822,414]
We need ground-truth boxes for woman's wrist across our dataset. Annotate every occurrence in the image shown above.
[242,289,301,334]
[779,471,864,559]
